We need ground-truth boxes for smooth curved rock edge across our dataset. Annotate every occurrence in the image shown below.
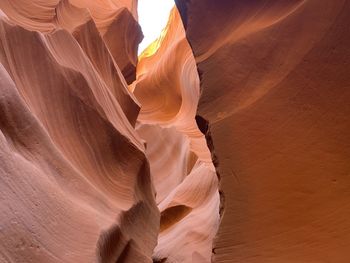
[134,7,220,263]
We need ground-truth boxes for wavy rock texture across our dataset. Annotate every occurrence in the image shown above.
[133,8,220,262]
[0,1,159,262]
[0,0,141,83]
[0,0,219,262]
[175,0,350,262]
[2,0,349,262]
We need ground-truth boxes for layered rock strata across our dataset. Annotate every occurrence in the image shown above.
[0,1,219,262]
[2,0,350,262]
[0,1,158,262]
[134,8,220,262]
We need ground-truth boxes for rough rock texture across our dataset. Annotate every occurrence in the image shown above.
[175,0,350,262]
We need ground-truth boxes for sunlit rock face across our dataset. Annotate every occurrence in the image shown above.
[175,0,350,262]
[133,8,220,262]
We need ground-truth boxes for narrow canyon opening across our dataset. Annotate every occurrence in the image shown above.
[137,0,174,55]
[133,2,222,262]
[0,0,222,261]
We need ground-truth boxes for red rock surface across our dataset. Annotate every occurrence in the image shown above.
[175,0,350,262]
[1,0,350,262]
[0,0,219,262]
[0,1,158,262]
[134,8,219,262]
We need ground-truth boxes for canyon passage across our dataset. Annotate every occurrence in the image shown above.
[0,0,350,262]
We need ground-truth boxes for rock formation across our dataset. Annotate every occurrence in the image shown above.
[134,8,219,262]
[175,0,350,262]
[1,0,350,262]
[0,0,219,262]
[0,1,159,262]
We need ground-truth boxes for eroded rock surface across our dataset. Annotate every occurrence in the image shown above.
[0,0,219,262]
[133,8,220,262]
[0,1,158,262]
[1,0,350,262]
[175,0,350,262]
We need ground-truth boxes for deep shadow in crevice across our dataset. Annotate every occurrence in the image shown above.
[153,257,168,263]
[195,114,225,259]
[160,205,192,232]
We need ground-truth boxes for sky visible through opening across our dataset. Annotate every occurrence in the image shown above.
[137,0,174,55]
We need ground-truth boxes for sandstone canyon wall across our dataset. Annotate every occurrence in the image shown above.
[1,0,350,262]
[0,0,160,262]
[175,0,350,262]
[133,8,219,262]
[0,0,219,262]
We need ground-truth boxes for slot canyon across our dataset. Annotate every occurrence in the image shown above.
[0,0,349,262]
